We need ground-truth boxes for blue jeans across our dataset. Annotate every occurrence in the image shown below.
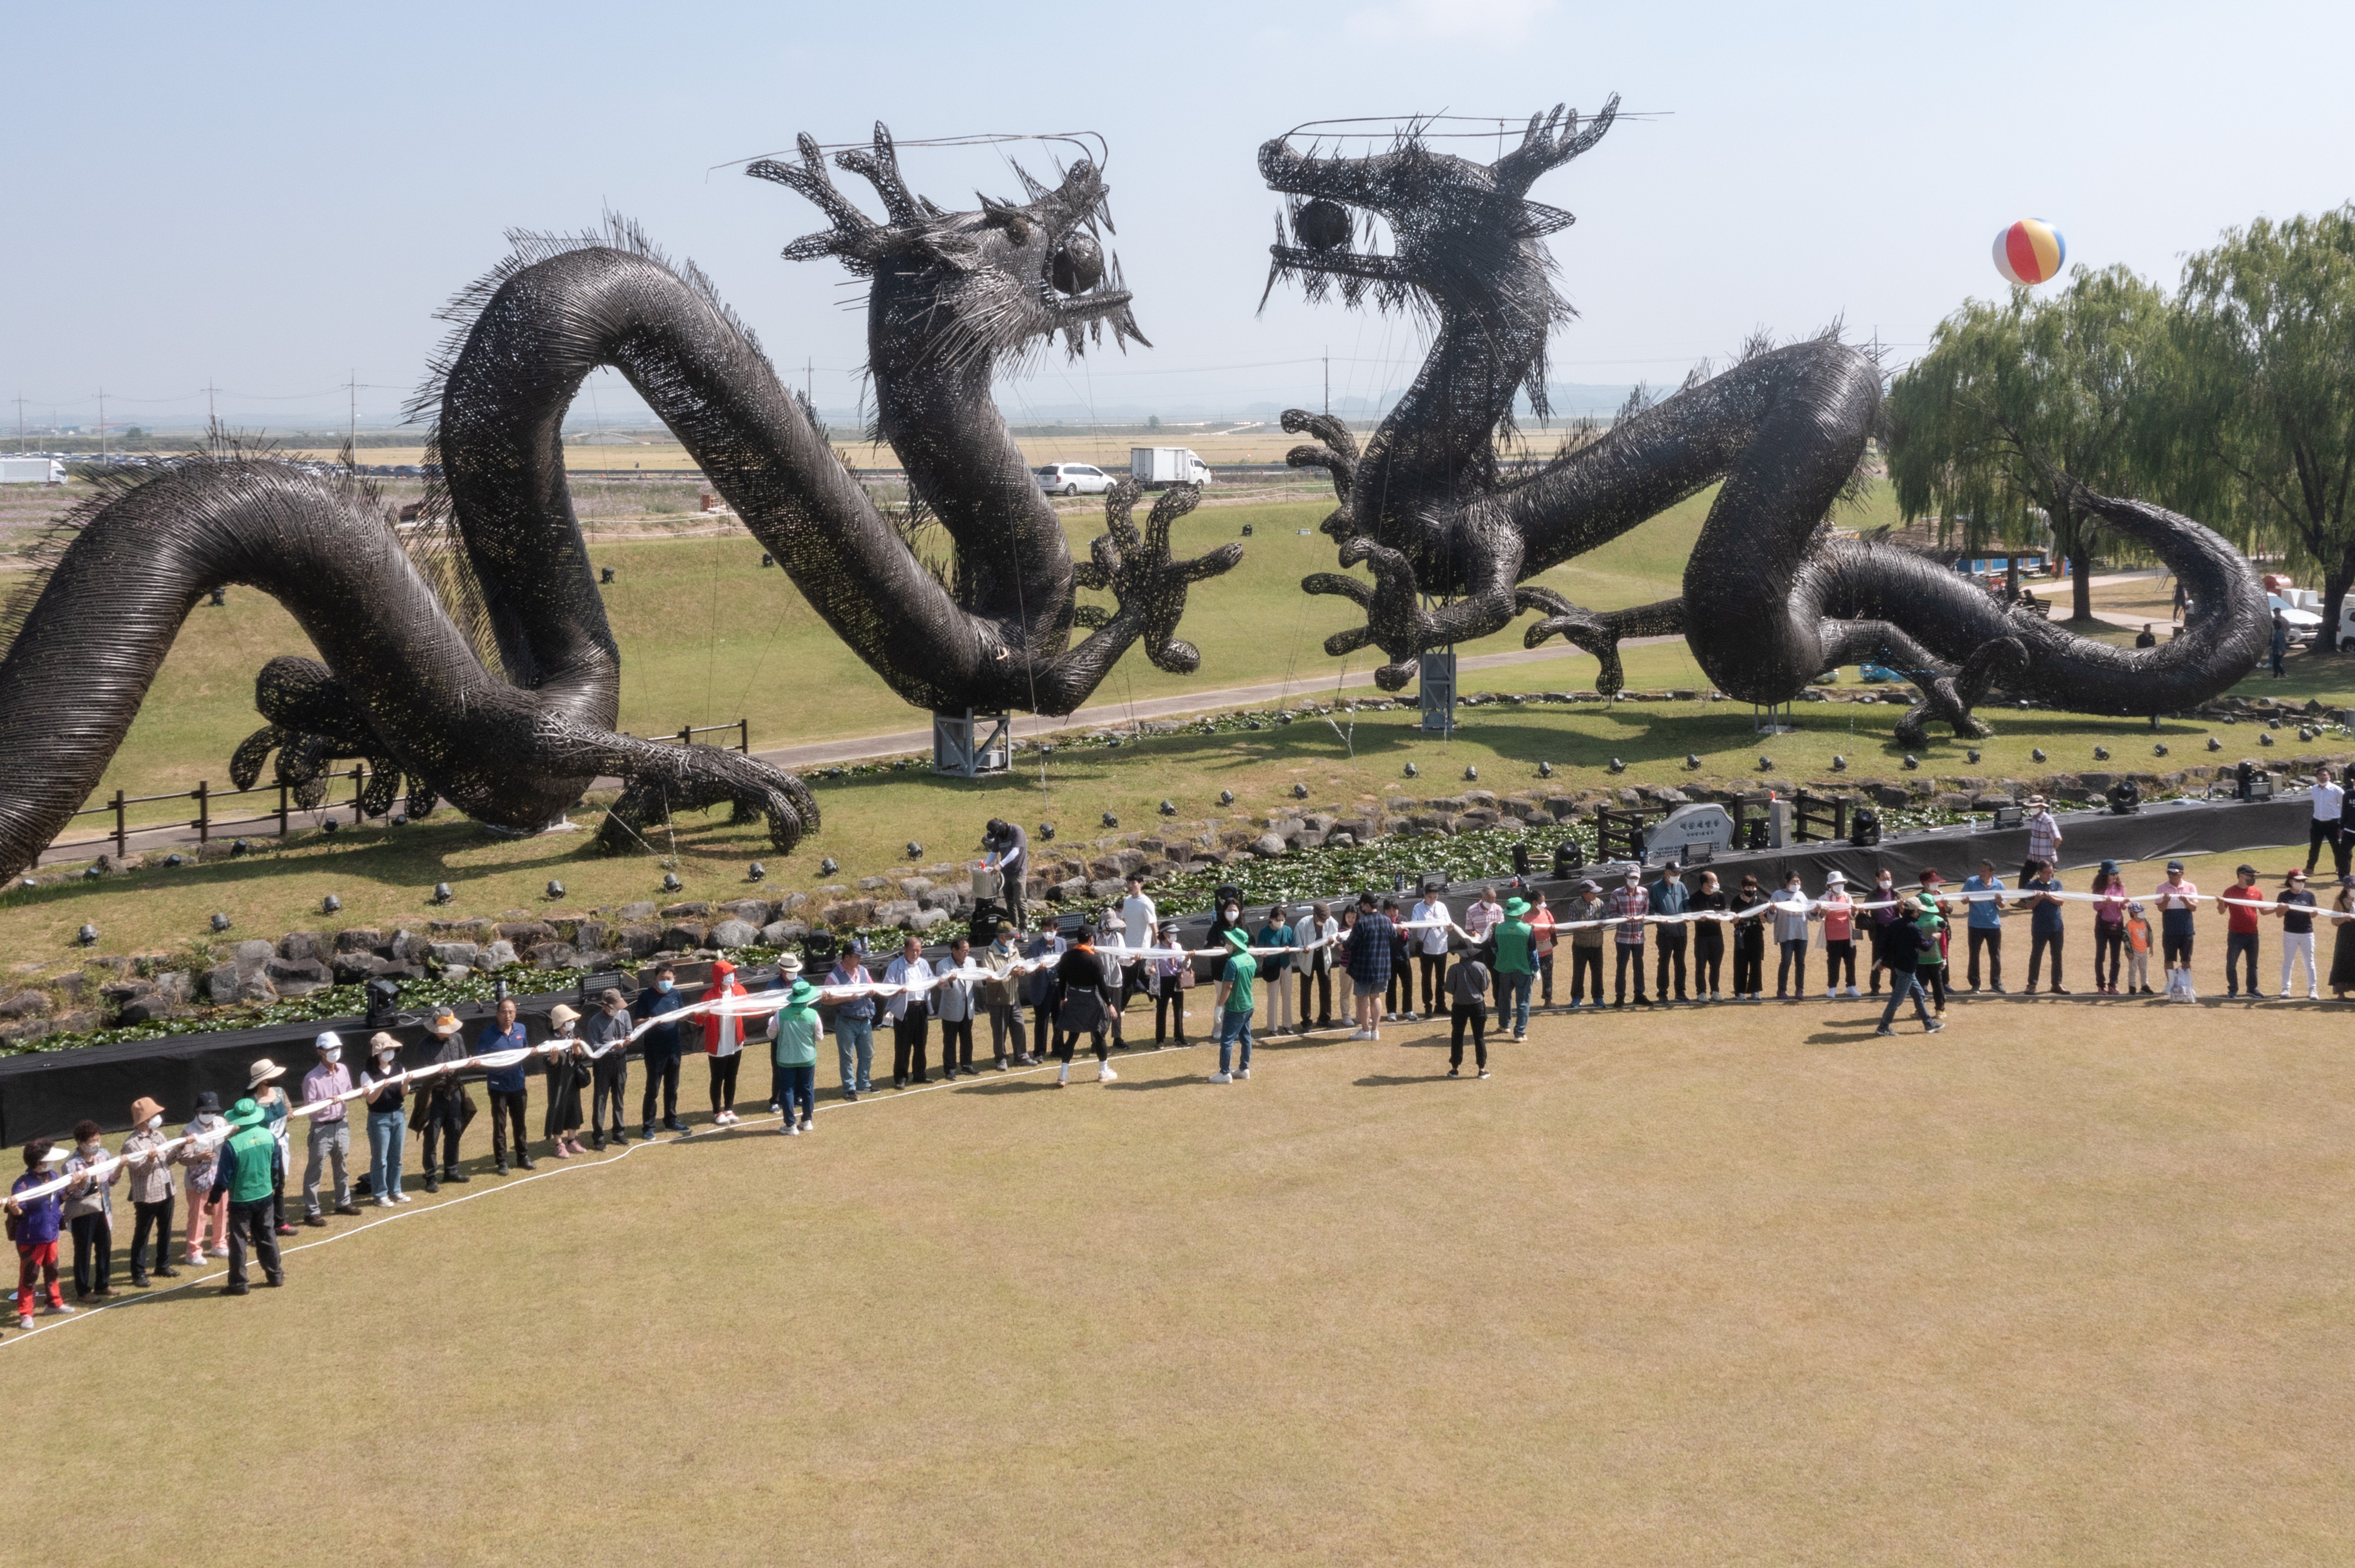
[1501,970,1533,1035]
[778,1062,816,1122]
[833,1018,874,1094]
[366,1109,406,1199]
[1216,1008,1253,1074]
[1878,971,1932,1028]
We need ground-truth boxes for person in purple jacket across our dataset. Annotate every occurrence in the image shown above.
[8,1139,74,1330]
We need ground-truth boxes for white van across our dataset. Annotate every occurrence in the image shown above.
[1034,463,1115,497]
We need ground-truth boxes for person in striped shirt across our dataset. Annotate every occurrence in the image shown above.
[2022,796,2062,880]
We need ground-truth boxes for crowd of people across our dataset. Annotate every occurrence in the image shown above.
[12,831,2355,1334]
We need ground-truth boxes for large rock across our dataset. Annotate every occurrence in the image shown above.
[332,952,389,985]
[1252,833,1289,858]
[267,955,331,988]
[0,990,49,1021]
[333,928,384,954]
[904,906,950,932]
[494,921,555,946]
[207,964,277,1005]
[708,919,761,949]
[425,918,493,942]
[231,939,276,976]
[660,922,709,951]
[759,919,809,947]
[616,902,657,923]
[427,942,480,968]
[117,994,185,1025]
[479,939,518,969]
[528,941,580,969]
[616,924,661,958]
[0,1018,54,1047]
[571,919,615,954]
[384,929,430,964]
[872,900,920,928]
[659,901,712,919]
[722,899,775,925]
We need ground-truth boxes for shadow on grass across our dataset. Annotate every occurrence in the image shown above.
[1355,1072,1448,1087]
[950,1079,1060,1095]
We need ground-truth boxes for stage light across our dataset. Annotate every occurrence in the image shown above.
[662,872,682,892]
[1402,763,1418,779]
[818,858,839,876]
[1159,800,1176,815]
[1831,755,1847,771]
[1219,789,1235,805]
[210,913,231,932]
[77,923,98,945]
[747,862,766,882]
[430,883,453,904]
[545,879,565,899]
[322,893,341,913]
[1462,765,1478,781]
[1538,761,1554,779]
[1292,782,1309,799]
[906,841,924,858]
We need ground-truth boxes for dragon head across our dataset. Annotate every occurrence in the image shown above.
[1257,99,1618,334]
[753,124,1145,371]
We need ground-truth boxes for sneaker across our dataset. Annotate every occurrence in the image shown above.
[16,1314,29,1331]
[44,1302,71,1316]
[1235,1067,1249,1079]
[375,1196,396,1208]
[518,1156,538,1171]
[1055,1068,1069,1087]
[800,1118,814,1132]
[442,1170,469,1184]
[333,1202,360,1216]
[1350,1029,1375,1040]
[1925,1020,1945,1034]
[393,1192,413,1204]
[550,1144,571,1159]
[222,1284,249,1297]
[303,1214,326,1228]
[1873,1025,1896,1037]
[2049,987,2070,996]
[210,1245,230,1258]
[1991,984,2008,994]
[1208,1071,1232,1084]
[1477,1068,1490,1079]
[641,1125,656,1141]
[1097,1064,1117,1083]
[1824,989,1835,1000]
[784,1124,800,1136]
[1446,1067,1460,1078]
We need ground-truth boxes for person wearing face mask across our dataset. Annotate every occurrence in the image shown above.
[1648,864,1691,1004]
[11,1139,74,1326]
[1865,868,1903,996]
[59,1118,121,1299]
[413,1009,474,1192]
[583,987,633,1148]
[981,923,1029,1069]
[1771,872,1812,1001]
[1730,875,1771,1001]
[542,1004,592,1157]
[633,964,690,1137]
[180,1091,231,1264]
[1206,897,1246,982]
[699,959,751,1121]
[1022,925,1066,1065]
[1687,872,1727,1001]
[247,1058,297,1237]
[209,1097,286,1294]
[478,998,535,1176]
[360,1035,410,1207]
[119,1097,180,1286]
[1607,869,1651,1008]
[299,1032,359,1227]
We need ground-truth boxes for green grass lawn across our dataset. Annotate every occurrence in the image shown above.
[9,878,2355,1566]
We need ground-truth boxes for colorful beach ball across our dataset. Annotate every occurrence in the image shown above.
[1993,219,2066,285]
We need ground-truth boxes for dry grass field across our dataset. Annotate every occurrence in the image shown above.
[5,851,2352,1566]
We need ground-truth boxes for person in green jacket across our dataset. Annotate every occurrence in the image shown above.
[208,1097,284,1294]
[1492,898,1539,1039]
[772,979,822,1136]
[1209,928,1257,1084]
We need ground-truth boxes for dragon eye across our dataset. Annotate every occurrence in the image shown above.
[1293,198,1352,253]
[1050,233,1103,295]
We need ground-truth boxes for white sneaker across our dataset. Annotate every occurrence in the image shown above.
[1208,1071,1232,1084]
[375,1196,395,1208]
[1351,1029,1375,1040]
[1097,1064,1117,1083]
[394,1192,413,1204]
[1056,1067,1069,1086]
[1823,989,1835,1000]
[784,1124,800,1136]
[1235,1067,1250,1079]
[1847,987,1862,998]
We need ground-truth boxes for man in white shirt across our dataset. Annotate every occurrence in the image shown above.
[882,935,936,1089]
[1117,873,1157,1025]
[2307,764,2346,878]
[1408,888,1451,1017]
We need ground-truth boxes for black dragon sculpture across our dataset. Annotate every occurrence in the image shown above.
[1261,102,2267,745]
[0,126,1241,884]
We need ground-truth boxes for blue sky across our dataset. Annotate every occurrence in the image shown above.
[4,0,2350,433]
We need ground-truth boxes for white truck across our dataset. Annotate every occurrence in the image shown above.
[1131,446,1213,490]
[0,457,65,485]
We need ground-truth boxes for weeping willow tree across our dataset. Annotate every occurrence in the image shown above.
[2164,207,2355,651]
[1885,265,2170,624]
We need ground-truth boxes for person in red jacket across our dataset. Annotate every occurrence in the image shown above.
[699,958,750,1127]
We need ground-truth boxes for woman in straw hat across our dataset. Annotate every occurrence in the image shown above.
[120,1096,180,1285]
[413,1008,474,1193]
[542,1005,591,1158]
[246,1057,297,1237]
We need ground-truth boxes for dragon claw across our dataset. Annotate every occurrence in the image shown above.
[1074,481,1242,674]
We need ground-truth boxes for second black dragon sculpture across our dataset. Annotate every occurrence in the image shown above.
[1259,101,2266,745]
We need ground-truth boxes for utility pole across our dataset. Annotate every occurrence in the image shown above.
[97,388,105,458]
[805,357,814,410]
[204,381,218,430]
[12,395,22,451]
